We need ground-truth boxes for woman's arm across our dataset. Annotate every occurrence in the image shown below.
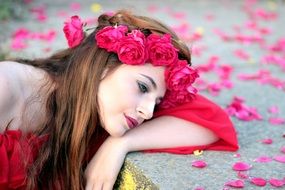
[124,116,219,151]
[85,116,218,190]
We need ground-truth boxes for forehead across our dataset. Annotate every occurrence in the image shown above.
[119,64,166,82]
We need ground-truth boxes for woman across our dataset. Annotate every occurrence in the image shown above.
[0,10,238,190]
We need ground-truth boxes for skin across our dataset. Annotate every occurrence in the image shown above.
[85,63,219,190]
[0,61,219,190]
[97,63,166,137]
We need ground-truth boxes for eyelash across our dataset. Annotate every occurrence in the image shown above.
[137,81,149,93]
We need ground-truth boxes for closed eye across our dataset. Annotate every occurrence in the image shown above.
[137,81,149,93]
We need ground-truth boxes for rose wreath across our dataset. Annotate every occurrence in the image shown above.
[63,15,199,109]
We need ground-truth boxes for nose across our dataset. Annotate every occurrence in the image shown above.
[136,98,156,120]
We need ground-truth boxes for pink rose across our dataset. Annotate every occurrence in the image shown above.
[63,15,84,48]
[165,60,199,91]
[146,34,178,66]
[116,30,148,65]
[95,25,128,52]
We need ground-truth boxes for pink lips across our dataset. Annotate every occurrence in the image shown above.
[124,114,139,129]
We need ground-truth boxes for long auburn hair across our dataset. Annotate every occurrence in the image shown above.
[18,10,191,190]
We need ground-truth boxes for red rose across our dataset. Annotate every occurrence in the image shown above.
[158,88,196,109]
[116,30,148,65]
[95,25,128,52]
[165,60,199,91]
[158,90,177,109]
[63,15,84,48]
[146,34,178,66]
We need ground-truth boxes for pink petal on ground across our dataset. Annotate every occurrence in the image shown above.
[281,146,285,153]
[226,97,262,121]
[205,14,215,21]
[269,117,285,125]
[221,80,234,89]
[269,178,285,187]
[147,5,159,13]
[259,27,271,35]
[171,12,186,20]
[225,179,244,188]
[30,5,47,22]
[12,28,30,39]
[70,2,81,11]
[261,138,273,144]
[250,177,267,186]
[232,162,252,171]
[254,156,272,163]
[234,153,241,158]
[273,155,285,163]
[237,171,249,179]
[268,106,279,114]
[194,187,205,190]
[11,39,28,50]
[192,160,207,168]
[172,23,191,36]
[234,49,250,60]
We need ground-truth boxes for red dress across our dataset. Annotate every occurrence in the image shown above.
[0,94,238,189]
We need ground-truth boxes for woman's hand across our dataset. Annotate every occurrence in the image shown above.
[85,136,129,190]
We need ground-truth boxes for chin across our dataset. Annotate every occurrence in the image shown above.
[108,128,126,137]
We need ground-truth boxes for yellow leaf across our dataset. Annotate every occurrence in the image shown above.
[193,150,203,156]
[91,3,102,13]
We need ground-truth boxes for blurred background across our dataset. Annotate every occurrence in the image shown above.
[0,0,285,189]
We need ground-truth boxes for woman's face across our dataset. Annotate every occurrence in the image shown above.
[98,63,166,137]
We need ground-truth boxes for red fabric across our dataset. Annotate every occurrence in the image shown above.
[0,130,47,190]
[0,94,238,189]
[145,94,239,154]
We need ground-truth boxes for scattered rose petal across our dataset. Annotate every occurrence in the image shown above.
[205,14,215,21]
[269,178,285,187]
[192,160,207,168]
[250,177,267,186]
[273,155,285,163]
[30,5,47,22]
[261,138,273,144]
[234,153,241,158]
[225,179,244,188]
[11,39,28,50]
[254,156,272,163]
[281,146,285,153]
[232,162,252,171]
[194,187,205,190]
[269,117,285,125]
[147,5,159,13]
[171,11,186,20]
[237,171,249,179]
[226,96,262,121]
[70,2,81,11]
[234,49,250,60]
[268,106,279,114]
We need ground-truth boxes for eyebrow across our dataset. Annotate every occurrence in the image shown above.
[139,74,157,89]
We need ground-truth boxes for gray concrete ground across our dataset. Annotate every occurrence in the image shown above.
[1,0,285,189]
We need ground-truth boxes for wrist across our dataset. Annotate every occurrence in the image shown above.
[106,135,130,154]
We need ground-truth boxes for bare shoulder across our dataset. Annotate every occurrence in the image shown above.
[0,61,23,132]
[0,61,52,133]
